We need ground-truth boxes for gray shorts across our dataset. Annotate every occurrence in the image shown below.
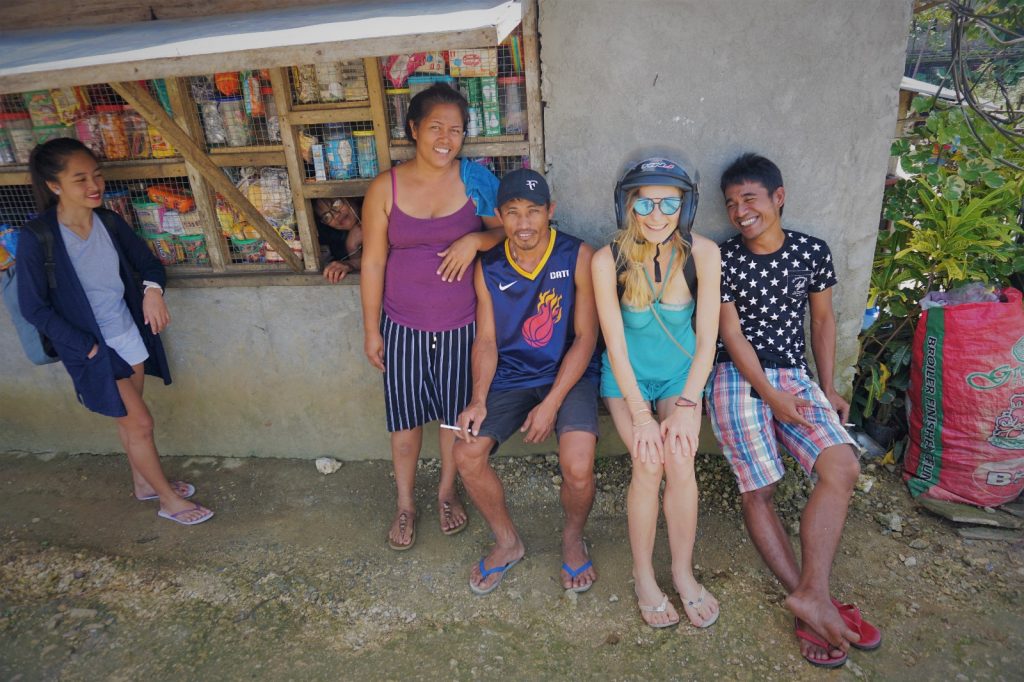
[477,377,600,451]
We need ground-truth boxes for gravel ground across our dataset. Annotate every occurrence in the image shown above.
[0,449,1021,681]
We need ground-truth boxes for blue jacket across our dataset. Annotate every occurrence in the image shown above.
[17,206,172,417]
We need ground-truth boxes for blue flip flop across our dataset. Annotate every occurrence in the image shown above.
[562,541,595,593]
[561,559,594,593]
[469,556,522,596]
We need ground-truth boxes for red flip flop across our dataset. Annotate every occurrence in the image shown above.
[832,598,882,651]
[794,620,848,669]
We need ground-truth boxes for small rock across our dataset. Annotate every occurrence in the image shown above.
[909,539,930,550]
[73,570,86,579]
[66,608,97,620]
[904,556,917,568]
[563,589,579,607]
[856,475,874,494]
[315,458,343,475]
[609,594,619,603]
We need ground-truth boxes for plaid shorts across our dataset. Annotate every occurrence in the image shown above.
[706,361,855,493]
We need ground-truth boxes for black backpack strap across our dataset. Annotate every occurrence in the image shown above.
[22,220,56,291]
[609,240,626,302]
[680,229,697,299]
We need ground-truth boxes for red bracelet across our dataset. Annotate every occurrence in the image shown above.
[675,396,698,408]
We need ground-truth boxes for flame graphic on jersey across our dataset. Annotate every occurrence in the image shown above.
[522,289,563,348]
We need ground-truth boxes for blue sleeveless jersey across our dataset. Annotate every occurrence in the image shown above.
[481,228,600,391]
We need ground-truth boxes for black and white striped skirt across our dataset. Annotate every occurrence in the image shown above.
[380,312,475,432]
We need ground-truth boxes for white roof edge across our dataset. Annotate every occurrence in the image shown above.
[0,0,522,92]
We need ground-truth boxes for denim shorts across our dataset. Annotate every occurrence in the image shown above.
[477,377,600,451]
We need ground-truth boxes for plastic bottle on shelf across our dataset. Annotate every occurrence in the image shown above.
[122,108,151,158]
[498,75,526,135]
[324,128,357,180]
[385,88,409,140]
[353,130,378,178]
[218,95,252,147]
[0,127,14,165]
[261,85,281,142]
[199,101,227,146]
[3,113,35,164]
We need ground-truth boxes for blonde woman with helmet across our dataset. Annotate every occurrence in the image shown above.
[591,156,721,628]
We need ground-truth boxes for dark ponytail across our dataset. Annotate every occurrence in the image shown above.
[28,137,97,212]
[405,83,470,140]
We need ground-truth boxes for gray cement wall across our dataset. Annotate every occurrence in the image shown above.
[0,0,911,458]
[0,283,633,458]
[539,0,912,384]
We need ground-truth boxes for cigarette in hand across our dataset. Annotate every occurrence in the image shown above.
[440,424,463,432]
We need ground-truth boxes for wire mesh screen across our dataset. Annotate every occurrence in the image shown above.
[217,166,300,265]
[466,155,530,179]
[298,122,378,182]
[288,61,369,107]
[190,73,282,149]
[0,184,39,230]
[0,81,179,165]
[103,176,209,268]
[378,27,527,145]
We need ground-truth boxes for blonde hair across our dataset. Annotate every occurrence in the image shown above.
[612,188,690,309]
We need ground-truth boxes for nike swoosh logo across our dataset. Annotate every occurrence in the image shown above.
[498,281,517,291]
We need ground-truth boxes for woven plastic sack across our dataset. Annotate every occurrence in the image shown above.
[904,287,1024,506]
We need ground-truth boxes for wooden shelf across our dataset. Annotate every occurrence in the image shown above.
[389,140,530,162]
[287,107,374,126]
[301,179,372,198]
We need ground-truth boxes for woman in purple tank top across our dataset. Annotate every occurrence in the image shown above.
[361,84,502,550]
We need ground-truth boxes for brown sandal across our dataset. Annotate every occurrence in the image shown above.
[387,510,417,550]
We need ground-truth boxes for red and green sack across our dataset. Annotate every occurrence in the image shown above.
[904,287,1024,506]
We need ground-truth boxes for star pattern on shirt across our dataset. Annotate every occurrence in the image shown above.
[718,230,837,369]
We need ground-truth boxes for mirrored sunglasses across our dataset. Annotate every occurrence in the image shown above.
[633,197,683,216]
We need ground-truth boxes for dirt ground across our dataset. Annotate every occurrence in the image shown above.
[0,447,1021,681]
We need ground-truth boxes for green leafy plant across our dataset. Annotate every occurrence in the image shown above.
[852,101,1024,451]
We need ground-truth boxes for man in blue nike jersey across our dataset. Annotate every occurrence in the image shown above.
[454,168,601,596]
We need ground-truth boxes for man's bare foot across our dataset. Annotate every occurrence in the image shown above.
[387,508,416,550]
[634,570,679,628]
[469,541,525,594]
[795,618,847,665]
[673,574,720,628]
[438,497,468,535]
[785,590,858,651]
[561,537,596,591]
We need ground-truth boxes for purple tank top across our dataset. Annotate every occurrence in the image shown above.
[383,168,482,331]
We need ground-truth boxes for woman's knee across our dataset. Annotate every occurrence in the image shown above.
[630,458,665,488]
[119,410,154,439]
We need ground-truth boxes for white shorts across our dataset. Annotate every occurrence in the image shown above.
[105,326,149,367]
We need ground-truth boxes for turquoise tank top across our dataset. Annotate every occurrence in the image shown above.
[601,250,696,386]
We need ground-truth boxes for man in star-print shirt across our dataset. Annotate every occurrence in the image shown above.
[706,154,881,669]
